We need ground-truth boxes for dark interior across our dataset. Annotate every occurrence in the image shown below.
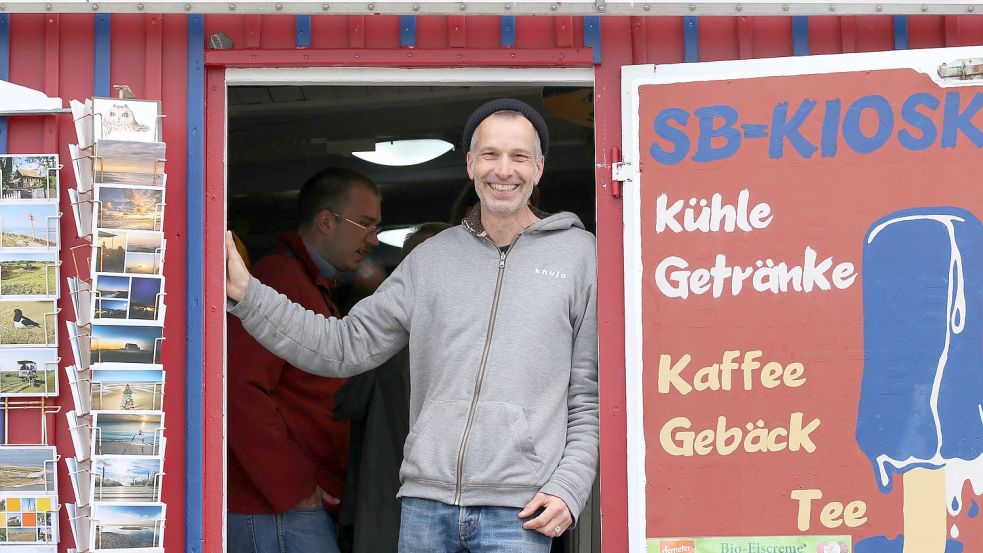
[227,84,596,270]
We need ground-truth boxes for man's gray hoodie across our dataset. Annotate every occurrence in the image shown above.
[228,209,598,520]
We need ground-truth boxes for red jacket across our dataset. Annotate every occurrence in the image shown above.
[227,232,349,514]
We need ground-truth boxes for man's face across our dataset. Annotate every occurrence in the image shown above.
[319,184,382,272]
[467,114,544,217]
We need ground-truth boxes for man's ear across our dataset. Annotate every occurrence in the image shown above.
[315,210,335,235]
[466,151,476,180]
[533,156,545,185]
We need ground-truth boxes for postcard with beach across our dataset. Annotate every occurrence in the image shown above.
[93,230,164,276]
[0,155,59,201]
[93,412,164,457]
[94,185,164,233]
[91,370,164,411]
[92,275,165,325]
[0,447,56,494]
[92,457,163,504]
[92,99,161,144]
[90,324,162,368]
[0,252,58,298]
[0,348,58,397]
[0,204,59,250]
[94,140,166,188]
[0,300,57,348]
[92,503,165,550]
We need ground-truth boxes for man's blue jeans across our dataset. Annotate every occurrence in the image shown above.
[228,507,341,553]
[398,497,553,553]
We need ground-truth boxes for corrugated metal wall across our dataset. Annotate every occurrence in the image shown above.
[0,12,981,553]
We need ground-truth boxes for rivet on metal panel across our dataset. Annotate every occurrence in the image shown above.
[688,4,695,10]
[276,3,283,9]
[968,5,975,11]
[875,4,882,11]
[643,4,650,10]
[229,3,236,9]
[504,2,512,8]
[550,3,557,9]
[829,4,836,10]
[367,3,374,9]
[736,3,742,10]
[782,3,789,10]
[413,3,420,9]
[459,3,466,9]
[322,3,329,9]
[596,4,605,11]
[921,4,928,10]
[44,2,52,9]
[92,3,99,9]
[137,3,145,9]
[184,3,192,10]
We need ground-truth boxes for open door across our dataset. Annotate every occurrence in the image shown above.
[621,47,983,553]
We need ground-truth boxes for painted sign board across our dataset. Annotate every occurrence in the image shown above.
[622,46,983,553]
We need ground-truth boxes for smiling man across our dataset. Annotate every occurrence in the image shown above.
[226,99,598,553]
[227,167,381,553]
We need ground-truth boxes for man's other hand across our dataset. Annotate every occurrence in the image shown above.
[294,485,340,510]
[519,492,572,537]
[226,230,250,302]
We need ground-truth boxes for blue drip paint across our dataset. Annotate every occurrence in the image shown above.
[296,15,312,49]
[969,499,979,517]
[94,14,112,97]
[582,16,601,65]
[894,15,909,50]
[399,16,416,48]
[500,16,516,48]
[186,15,205,553]
[0,13,9,157]
[683,16,698,63]
[855,536,964,553]
[792,16,809,56]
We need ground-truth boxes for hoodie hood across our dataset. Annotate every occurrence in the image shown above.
[463,202,585,237]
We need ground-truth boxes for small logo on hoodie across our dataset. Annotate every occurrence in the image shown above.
[534,267,567,279]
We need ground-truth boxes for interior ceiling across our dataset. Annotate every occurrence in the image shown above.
[227,84,596,263]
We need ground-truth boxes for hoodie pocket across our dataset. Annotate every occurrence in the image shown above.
[462,402,546,488]
[401,400,471,485]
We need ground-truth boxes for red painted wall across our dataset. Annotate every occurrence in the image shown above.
[2,12,982,553]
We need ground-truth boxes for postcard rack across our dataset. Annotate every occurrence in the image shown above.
[0,144,65,552]
[60,92,169,553]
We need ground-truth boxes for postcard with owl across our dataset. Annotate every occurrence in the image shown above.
[92,98,161,142]
[92,98,161,143]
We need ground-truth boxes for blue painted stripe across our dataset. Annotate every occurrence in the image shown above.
[400,16,416,47]
[583,16,601,65]
[894,15,909,50]
[500,16,516,47]
[792,16,809,56]
[186,15,205,553]
[0,14,9,156]
[684,16,699,63]
[296,15,312,48]
[94,14,111,97]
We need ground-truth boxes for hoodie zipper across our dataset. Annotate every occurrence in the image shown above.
[453,234,520,505]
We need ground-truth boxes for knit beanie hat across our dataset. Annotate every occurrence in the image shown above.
[462,98,549,156]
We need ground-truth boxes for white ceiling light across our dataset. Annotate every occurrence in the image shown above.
[377,227,417,249]
[352,139,454,167]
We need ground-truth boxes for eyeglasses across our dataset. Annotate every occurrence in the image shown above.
[327,210,381,237]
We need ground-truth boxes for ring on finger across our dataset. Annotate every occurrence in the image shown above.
[553,525,562,535]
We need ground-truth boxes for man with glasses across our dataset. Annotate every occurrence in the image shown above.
[227,99,598,552]
[227,167,382,553]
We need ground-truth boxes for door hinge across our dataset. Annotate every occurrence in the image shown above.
[610,147,632,199]
[938,58,983,80]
